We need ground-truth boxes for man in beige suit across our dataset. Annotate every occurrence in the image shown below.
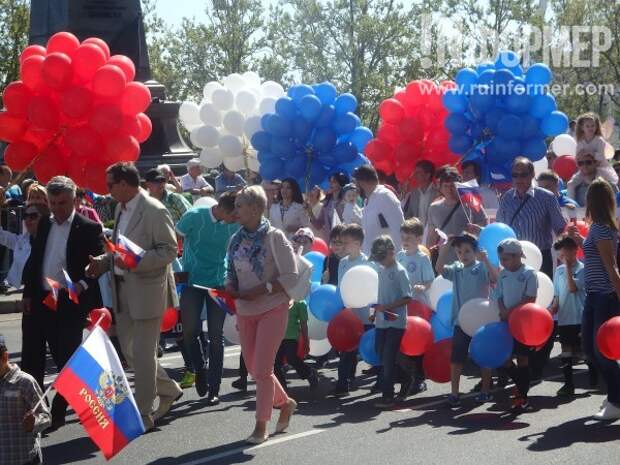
[86,162,182,431]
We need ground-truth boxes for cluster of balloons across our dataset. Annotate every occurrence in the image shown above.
[365,79,460,183]
[178,72,285,173]
[0,32,152,193]
[550,134,578,182]
[250,82,372,190]
[443,51,569,184]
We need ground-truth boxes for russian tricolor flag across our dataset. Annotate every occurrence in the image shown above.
[53,326,144,459]
[43,277,61,311]
[207,288,237,315]
[105,234,145,270]
[455,179,483,213]
[63,269,80,305]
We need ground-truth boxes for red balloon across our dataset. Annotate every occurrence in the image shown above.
[399,118,424,142]
[161,307,179,332]
[311,237,330,255]
[508,303,554,347]
[120,114,142,139]
[406,80,432,106]
[326,309,364,352]
[104,135,140,163]
[3,82,33,118]
[136,113,153,143]
[88,308,113,332]
[72,43,107,82]
[33,146,67,184]
[377,123,400,146]
[364,138,393,162]
[3,141,38,171]
[92,65,127,98]
[28,96,60,131]
[46,32,80,56]
[597,316,620,360]
[19,45,46,64]
[423,339,452,383]
[379,98,405,124]
[107,55,136,82]
[89,104,123,135]
[120,82,151,116]
[400,316,433,356]
[0,112,27,143]
[407,300,433,320]
[41,52,73,89]
[84,166,110,194]
[67,161,87,187]
[394,143,421,162]
[21,128,56,150]
[19,55,45,91]
[65,125,102,158]
[552,155,577,183]
[60,86,94,120]
[83,37,111,60]
[394,90,408,107]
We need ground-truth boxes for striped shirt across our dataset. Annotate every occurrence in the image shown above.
[496,187,566,250]
[583,223,618,294]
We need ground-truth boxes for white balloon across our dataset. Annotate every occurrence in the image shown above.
[340,265,378,308]
[190,125,220,148]
[261,81,285,99]
[536,271,554,308]
[223,110,245,136]
[521,240,543,271]
[242,71,262,87]
[247,155,260,172]
[309,338,332,357]
[223,155,246,172]
[458,298,500,337]
[223,73,247,93]
[203,81,222,101]
[199,103,222,127]
[258,97,277,114]
[193,196,217,208]
[211,88,235,111]
[429,276,452,310]
[533,157,548,177]
[307,310,328,340]
[551,134,577,157]
[218,134,243,158]
[247,86,263,101]
[235,90,258,115]
[200,146,224,169]
[243,115,262,138]
[223,314,240,345]
[179,102,202,128]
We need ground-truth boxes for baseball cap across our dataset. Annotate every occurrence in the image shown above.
[497,238,524,256]
[144,168,166,183]
[292,227,315,243]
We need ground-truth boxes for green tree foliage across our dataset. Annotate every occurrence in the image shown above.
[0,0,29,98]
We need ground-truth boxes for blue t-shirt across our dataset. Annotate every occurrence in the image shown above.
[176,206,239,287]
[493,264,538,310]
[374,261,412,329]
[338,253,370,324]
[583,223,618,294]
[553,262,586,326]
[442,260,490,326]
[397,250,434,306]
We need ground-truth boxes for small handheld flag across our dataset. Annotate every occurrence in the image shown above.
[43,277,61,311]
[206,288,237,315]
[115,235,145,270]
[455,179,483,214]
[63,269,80,305]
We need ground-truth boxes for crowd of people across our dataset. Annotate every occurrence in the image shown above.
[2,110,620,463]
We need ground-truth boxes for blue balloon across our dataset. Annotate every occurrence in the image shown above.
[313,127,337,152]
[338,153,369,174]
[493,137,521,162]
[541,111,569,137]
[359,329,382,366]
[520,115,539,139]
[271,136,294,157]
[314,82,338,105]
[299,94,322,121]
[257,151,278,164]
[286,155,308,179]
[529,93,556,118]
[260,113,270,129]
[443,89,468,113]
[479,222,517,266]
[525,63,553,86]
[497,114,523,140]
[478,69,495,86]
[456,68,479,94]
[470,123,485,140]
[305,251,326,283]
[289,84,315,103]
[484,107,506,133]
[316,104,336,128]
[445,113,470,135]
[349,126,373,151]
[259,158,285,181]
[332,142,357,163]
[308,284,344,321]
[431,313,454,342]
[470,86,495,114]
[494,69,515,88]
[293,117,312,141]
[334,93,357,114]
[522,138,547,161]
[333,112,357,135]
[265,114,292,137]
[251,131,272,152]
[310,161,328,185]
[495,50,520,70]
[275,96,297,120]
[436,290,453,328]
[476,62,495,75]
[504,85,531,114]
[448,134,473,154]
[469,322,514,368]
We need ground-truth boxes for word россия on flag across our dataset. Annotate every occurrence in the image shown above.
[53,326,144,460]
[104,234,145,270]
[455,179,483,213]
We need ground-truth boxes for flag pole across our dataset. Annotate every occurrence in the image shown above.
[456,188,473,224]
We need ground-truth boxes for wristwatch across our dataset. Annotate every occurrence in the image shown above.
[265,282,273,294]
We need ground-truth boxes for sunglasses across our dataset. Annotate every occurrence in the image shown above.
[511,172,531,179]
[23,212,40,220]
[577,160,594,167]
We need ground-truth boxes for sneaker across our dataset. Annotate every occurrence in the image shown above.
[362,366,380,376]
[447,394,461,408]
[397,381,411,401]
[308,369,319,389]
[374,397,395,409]
[329,385,349,397]
[510,396,530,412]
[179,370,196,389]
[195,368,208,397]
[408,381,427,396]
[556,384,574,398]
[231,377,247,392]
[475,392,493,403]
[205,391,220,406]
[593,402,620,421]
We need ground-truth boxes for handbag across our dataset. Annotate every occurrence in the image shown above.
[269,229,313,301]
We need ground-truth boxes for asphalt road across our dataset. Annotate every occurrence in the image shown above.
[2,313,619,465]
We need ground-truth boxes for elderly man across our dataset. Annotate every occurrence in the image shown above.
[215,165,246,195]
[567,149,618,207]
[144,168,192,224]
[402,160,438,224]
[180,159,214,198]
[21,176,103,430]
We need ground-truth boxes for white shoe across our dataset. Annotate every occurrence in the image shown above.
[593,402,620,421]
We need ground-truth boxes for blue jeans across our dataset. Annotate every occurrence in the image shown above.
[375,327,405,399]
[181,286,226,393]
[582,292,620,406]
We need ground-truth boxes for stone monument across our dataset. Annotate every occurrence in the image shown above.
[29,0,195,171]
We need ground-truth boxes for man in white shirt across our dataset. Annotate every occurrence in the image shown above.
[402,160,439,224]
[354,164,405,255]
[180,158,214,198]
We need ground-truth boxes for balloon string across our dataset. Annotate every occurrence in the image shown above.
[304,146,314,194]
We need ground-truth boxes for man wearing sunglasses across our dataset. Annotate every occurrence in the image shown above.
[567,150,618,207]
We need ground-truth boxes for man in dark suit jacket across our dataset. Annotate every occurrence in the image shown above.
[21,176,103,430]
